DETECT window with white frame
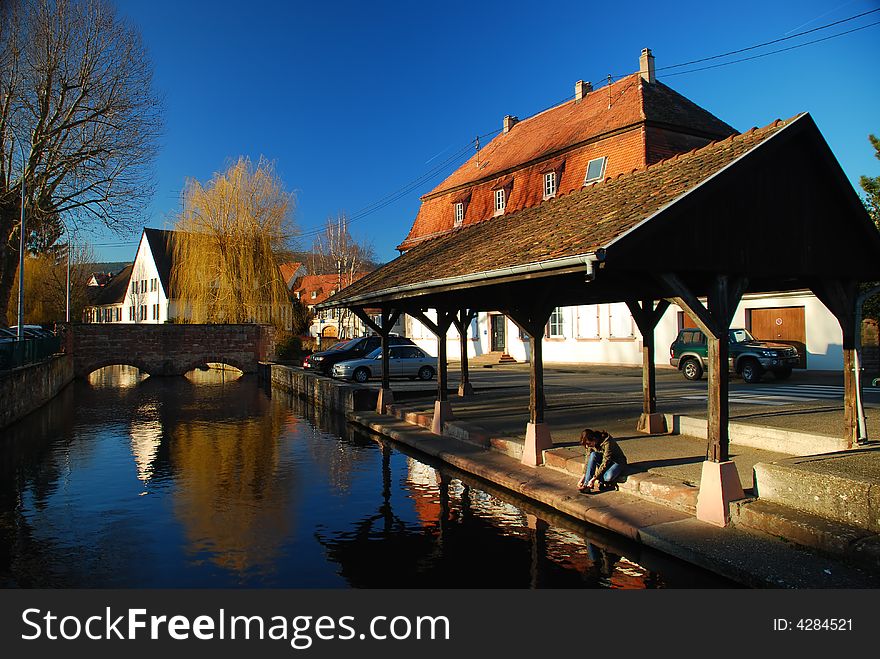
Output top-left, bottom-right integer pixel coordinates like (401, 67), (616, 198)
(584, 156), (607, 184)
(547, 307), (565, 337)
(454, 202), (464, 227)
(576, 305), (601, 338)
(543, 171), (557, 199)
(311, 291), (317, 299)
(608, 303), (635, 338)
(494, 189), (505, 215)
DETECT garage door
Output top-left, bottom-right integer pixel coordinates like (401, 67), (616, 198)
(747, 307), (807, 369)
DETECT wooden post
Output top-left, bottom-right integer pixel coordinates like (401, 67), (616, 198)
(437, 323), (448, 403)
(506, 304), (554, 466)
(811, 280), (859, 448)
(350, 306), (401, 414)
(530, 333), (544, 424)
(661, 273), (747, 527)
(626, 299), (670, 433)
(409, 309), (456, 434)
(451, 309), (476, 397)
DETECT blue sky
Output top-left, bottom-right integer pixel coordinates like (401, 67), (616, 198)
(93, 0), (880, 264)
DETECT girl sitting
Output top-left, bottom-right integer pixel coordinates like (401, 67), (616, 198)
(577, 428), (627, 494)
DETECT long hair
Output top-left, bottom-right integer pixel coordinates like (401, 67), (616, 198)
(579, 428), (611, 448)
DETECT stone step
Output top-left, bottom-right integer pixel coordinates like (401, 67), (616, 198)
(730, 498), (880, 572)
(543, 446), (699, 514)
(468, 351), (518, 366)
(753, 454), (880, 533)
(385, 402), (523, 458)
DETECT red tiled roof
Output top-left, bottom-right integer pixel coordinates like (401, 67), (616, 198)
(398, 75), (736, 251)
(292, 273), (370, 306)
(279, 262), (303, 287)
(323, 115), (798, 307)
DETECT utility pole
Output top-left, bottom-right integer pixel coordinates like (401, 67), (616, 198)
(16, 136), (29, 340)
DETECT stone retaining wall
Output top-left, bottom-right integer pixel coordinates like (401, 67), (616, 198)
(266, 363), (376, 414)
(0, 355), (74, 429)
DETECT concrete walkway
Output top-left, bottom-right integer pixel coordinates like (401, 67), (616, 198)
(338, 364), (880, 586)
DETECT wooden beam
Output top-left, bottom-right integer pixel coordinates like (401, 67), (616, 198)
(626, 299), (670, 418)
(409, 309), (455, 402)
(506, 304), (554, 425)
(661, 275), (747, 462)
(450, 309), (477, 396)
(659, 273), (718, 338)
(350, 307), (382, 335)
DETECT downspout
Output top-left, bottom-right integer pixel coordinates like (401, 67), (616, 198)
(854, 285), (880, 444)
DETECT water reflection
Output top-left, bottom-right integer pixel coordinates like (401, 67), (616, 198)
(0, 370), (735, 588)
(88, 364), (149, 388)
(184, 364), (243, 385)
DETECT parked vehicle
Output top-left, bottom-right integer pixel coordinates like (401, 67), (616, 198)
(332, 345), (436, 382)
(9, 325), (54, 338)
(669, 327), (799, 383)
(302, 334), (415, 375)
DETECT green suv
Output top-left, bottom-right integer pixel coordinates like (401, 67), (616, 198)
(669, 328), (799, 383)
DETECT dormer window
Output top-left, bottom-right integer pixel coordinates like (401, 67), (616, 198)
(454, 202), (464, 227)
(584, 156), (608, 184)
(311, 291), (317, 299)
(543, 171), (557, 199)
(494, 189), (506, 215)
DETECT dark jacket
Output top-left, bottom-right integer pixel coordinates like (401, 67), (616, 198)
(588, 437), (627, 480)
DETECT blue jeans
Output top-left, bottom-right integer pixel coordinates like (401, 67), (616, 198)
(585, 452), (623, 483)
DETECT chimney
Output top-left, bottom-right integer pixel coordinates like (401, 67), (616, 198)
(503, 115), (519, 134)
(574, 80), (593, 102)
(639, 48), (655, 83)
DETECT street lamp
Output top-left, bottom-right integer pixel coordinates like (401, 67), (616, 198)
(58, 218), (72, 324)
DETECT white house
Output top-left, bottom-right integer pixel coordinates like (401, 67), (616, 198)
(407, 291), (844, 372)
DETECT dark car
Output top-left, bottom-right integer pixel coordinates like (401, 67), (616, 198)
(302, 334), (416, 375)
(669, 327), (799, 383)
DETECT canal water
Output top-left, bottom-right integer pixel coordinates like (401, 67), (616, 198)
(0, 367), (734, 588)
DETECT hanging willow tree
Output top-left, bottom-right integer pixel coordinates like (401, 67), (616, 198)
(171, 157), (297, 327)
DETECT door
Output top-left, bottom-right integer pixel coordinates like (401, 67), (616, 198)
(490, 315), (506, 352)
(747, 306), (807, 368)
(678, 311), (698, 330)
(387, 346), (405, 378)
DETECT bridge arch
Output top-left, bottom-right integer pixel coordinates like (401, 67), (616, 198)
(70, 324), (276, 379)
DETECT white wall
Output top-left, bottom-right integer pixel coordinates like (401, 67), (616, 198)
(120, 233), (168, 324)
(402, 291), (844, 371)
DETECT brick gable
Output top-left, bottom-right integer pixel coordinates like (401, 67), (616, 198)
(398, 72), (736, 251)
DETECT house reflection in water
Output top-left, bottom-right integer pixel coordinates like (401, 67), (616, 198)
(316, 447), (661, 588)
(169, 391), (295, 577)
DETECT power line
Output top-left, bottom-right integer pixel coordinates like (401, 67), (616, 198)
(474, 7), (879, 137)
(656, 6), (880, 72)
(663, 19), (880, 78)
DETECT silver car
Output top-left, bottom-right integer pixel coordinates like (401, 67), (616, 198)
(332, 345), (436, 383)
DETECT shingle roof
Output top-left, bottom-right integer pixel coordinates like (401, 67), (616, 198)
(90, 264), (134, 306)
(323, 115), (798, 307)
(425, 75), (734, 199)
(144, 228), (175, 296)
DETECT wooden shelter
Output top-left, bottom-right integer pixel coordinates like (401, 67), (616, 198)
(318, 114), (880, 526)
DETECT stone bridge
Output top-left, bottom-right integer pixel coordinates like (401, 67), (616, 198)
(69, 324), (277, 378)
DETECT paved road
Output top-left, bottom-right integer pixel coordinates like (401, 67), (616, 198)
(344, 363), (880, 439)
